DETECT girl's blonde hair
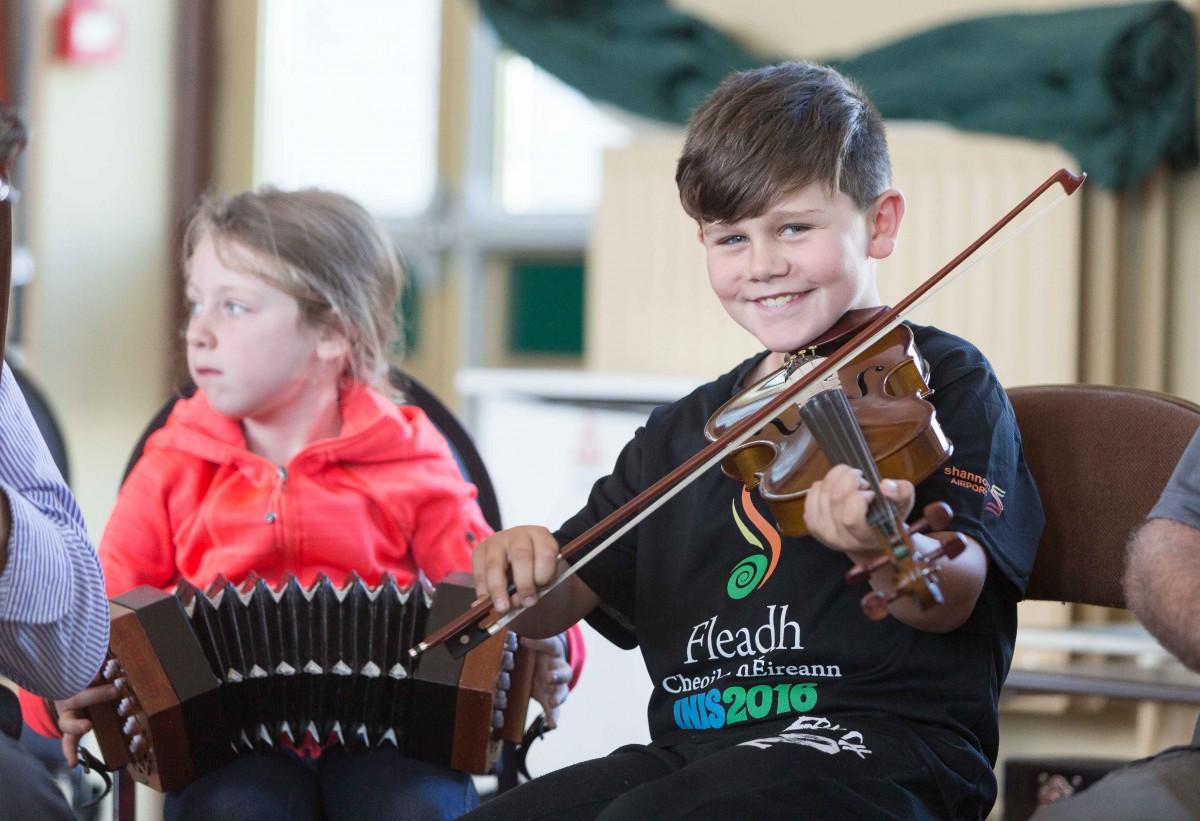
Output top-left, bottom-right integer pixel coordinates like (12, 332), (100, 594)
(183, 187), (403, 389)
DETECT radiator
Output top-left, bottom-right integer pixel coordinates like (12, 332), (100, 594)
(587, 123), (1081, 388)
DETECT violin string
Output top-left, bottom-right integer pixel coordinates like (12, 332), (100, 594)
(820, 189), (1075, 375)
(800, 389), (902, 540)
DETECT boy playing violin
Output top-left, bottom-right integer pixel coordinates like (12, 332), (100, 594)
(467, 61), (1043, 820)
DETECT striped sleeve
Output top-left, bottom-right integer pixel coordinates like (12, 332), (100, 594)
(0, 362), (109, 698)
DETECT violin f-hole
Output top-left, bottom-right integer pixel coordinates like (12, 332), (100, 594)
(765, 417), (802, 438)
(853, 365), (885, 397)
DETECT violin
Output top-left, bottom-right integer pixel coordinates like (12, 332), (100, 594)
(706, 319), (951, 537)
(413, 167), (1086, 658)
(706, 317), (968, 618)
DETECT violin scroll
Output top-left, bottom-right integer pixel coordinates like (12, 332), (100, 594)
(847, 500), (968, 621)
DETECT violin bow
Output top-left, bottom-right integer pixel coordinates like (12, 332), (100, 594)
(0, 104), (26, 374)
(414, 167), (1086, 660)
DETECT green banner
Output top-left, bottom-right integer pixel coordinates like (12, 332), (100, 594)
(477, 1), (1197, 190)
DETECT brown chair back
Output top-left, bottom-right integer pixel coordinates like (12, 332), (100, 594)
(1008, 384), (1200, 609)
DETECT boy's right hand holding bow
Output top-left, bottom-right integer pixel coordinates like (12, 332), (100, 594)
(471, 525), (599, 640)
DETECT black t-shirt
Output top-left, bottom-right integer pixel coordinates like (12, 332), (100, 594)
(557, 324), (1043, 794)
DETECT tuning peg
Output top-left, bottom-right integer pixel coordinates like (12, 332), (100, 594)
(860, 591), (890, 621)
(909, 501), (953, 534)
(845, 553), (891, 586)
(926, 532), (967, 561)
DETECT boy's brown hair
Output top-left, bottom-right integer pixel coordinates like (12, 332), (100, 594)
(676, 61), (891, 224)
(184, 187), (403, 389)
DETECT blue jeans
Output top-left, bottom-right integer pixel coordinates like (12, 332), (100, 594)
(164, 746), (480, 821)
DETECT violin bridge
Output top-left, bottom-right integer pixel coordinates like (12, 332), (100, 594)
(774, 355), (840, 409)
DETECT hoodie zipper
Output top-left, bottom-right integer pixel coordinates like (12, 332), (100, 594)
(266, 465), (290, 570)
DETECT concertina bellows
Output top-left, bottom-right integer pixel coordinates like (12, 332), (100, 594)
(85, 570), (534, 792)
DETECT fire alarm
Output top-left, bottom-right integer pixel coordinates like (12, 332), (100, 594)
(57, 0), (124, 64)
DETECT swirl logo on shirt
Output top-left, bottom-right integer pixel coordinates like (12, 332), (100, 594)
(727, 487), (782, 600)
(986, 485), (1006, 516)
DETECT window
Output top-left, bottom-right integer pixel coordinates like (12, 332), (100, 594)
(496, 54), (633, 215)
(259, 0), (441, 217)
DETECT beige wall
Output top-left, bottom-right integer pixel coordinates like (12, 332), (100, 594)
(1171, 172), (1200, 397)
(20, 0), (175, 542)
(212, 0), (260, 193)
(587, 127), (1083, 386)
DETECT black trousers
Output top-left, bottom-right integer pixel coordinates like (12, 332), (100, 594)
(0, 728), (77, 820)
(467, 716), (970, 821)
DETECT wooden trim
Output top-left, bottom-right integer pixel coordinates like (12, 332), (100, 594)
(171, 0), (218, 384)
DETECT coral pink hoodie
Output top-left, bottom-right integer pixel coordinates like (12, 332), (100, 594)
(23, 384), (583, 736)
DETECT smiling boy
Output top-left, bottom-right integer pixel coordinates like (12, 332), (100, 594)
(465, 62), (1043, 820)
